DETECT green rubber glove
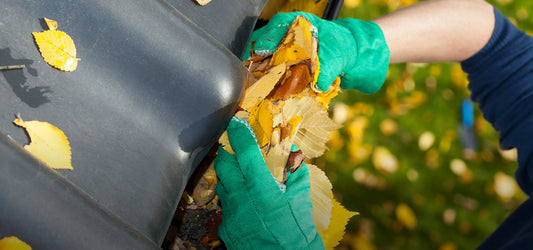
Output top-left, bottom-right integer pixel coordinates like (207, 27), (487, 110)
(214, 117), (324, 249)
(244, 12), (390, 94)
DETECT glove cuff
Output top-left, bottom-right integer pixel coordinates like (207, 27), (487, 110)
(333, 19), (390, 94)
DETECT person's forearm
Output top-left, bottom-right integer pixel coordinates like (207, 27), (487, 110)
(373, 0), (494, 63)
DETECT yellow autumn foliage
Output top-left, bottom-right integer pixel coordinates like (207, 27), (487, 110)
(0, 236), (31, 250)
(33, 30), (78, 72)
(218, 16), (356, 248)
(13, 115), (73, 170)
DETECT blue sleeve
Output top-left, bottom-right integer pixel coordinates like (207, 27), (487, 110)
(461, 7), (533, 195)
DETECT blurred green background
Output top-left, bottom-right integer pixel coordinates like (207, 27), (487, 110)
(310, 0), (532, 249)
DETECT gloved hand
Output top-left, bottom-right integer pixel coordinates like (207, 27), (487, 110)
(214, 117), (324, 249)
(244, 12), (390, 94)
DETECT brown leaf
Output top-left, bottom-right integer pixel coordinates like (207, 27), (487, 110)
(269, 63), (312, 100)
(282, 149), (305, 182)
(192, 165), (217, 207)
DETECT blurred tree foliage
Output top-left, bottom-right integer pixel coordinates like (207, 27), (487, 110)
(310, 0), (532, 249)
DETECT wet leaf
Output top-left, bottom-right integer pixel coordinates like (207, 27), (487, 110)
(33, 29), (78, 71)
(13, 115), (73, 170)
(269, 64), (312, 100)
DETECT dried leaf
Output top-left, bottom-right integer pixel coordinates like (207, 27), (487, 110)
(283, 97), (341, 158)
(44, 17), (58, 31)
(282, 149), (305, 182)
(0, 236), (31, 250)
(195, 0), (212, 6)
(33, 30), (78, 71)
(218, 130), (234, 154)
(192, 164), (218, 207)
(13, 115), (73, 170)
(264, 138), (292, 182)
(240, 63), (286, 111)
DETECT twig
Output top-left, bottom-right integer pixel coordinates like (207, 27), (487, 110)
(0, 64), (26, 70)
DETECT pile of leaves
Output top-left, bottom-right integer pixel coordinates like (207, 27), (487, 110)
(174, 16), (357, 249)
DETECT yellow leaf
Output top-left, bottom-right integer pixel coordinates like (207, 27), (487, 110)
(396, 203), (417, 230)
(33, 30), (78, 71)
(248, 100), (274, 147)
(314, 77), (341, 108)
(260, 0), (329, 20)
(287, 115), (303, 139)
(44, 17), (58, 31)
(195, 0), (212, 6)
(218, 111), (248, 155)
(272, 16), (316, 67)
(308, 164), (357, 249)
(308, 164), (333, 233)
(321, 199), (358, 249)
(240, 63), (286, 111)
(263, 138), (292, 183)
(284, 97), (341, 158)
(0, 236), (31, 250)
(218, 130), (234, 154)
(13, 115), (73, 170)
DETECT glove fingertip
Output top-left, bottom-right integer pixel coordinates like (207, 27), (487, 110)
(285, 161), (310, 186)
(226, 117), (259, 149)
